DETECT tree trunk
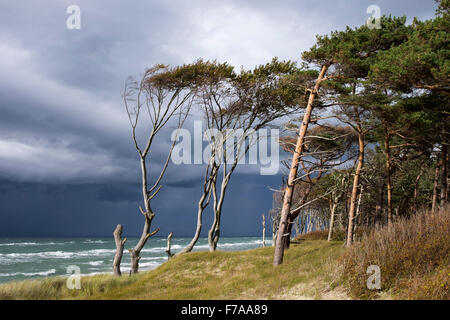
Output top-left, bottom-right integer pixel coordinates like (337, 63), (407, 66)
(208, 172), (230, 252)
(327, 201), (336, 242)
(262, 213), (266, 248)
(432, 160), (441, 212)
(440, 143), (448, 210)
(166, 232), (174, 259)
(375, 175), (385, 225)
(177, 165), (217, 255)
(129, 213), (157, 274)
(129, 157), (159, 274)
(384, 126), (393, 228)
(273, 64), (329, 266)
(113, 224), (126, 276)
(413, 165), (424, 213)
(284, 187), (311, 249)
(176, 193), (210, 255)
(346, 131), (364, 247)
(284, 219), (293, 249)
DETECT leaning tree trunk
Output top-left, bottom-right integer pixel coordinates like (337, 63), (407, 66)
(284, 187), (311, 249)
(129, 157), (159, 274)
(176, 192), (210, 255)
(346, 131), (364, 247)
(113, 224), (127, 276)
(208, 169), (232, 252)
(176, 164), (217, 256)
(273, 63), (329, 266)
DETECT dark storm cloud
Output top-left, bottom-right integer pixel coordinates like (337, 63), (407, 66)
(0, 0), (438, 236)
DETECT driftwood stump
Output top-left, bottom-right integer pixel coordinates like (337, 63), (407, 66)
(113, 224), (127, 276)
(166, 232), (174, 259)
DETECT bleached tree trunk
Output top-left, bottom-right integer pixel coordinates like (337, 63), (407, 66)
(123, 66), (193, 273)
(208, 172), (230, 251)
(208, 131), (247, 252)
(177, 164), (217, 255)
(346, 131), (364, 247)
(129, 156), (160, 274)
(328, 202), (337, 242)
(273, 63), (329, 266)
(262, 214), (266, 248)
(166, 232), (174, 259)
(113, 224), (127, 276)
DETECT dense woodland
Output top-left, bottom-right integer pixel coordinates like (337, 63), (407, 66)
(113, 1), (449, 273)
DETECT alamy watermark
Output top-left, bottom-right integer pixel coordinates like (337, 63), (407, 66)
(366, 265), (381, 290)
(66, 5), (81, 30)
(366, 5), (381, 30)
(66, 265), (81, 290)
(171, 121), (280, 175)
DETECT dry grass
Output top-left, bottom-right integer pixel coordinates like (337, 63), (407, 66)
(0, 240), (344, 300)
(341, 207), (450, 300)
(293, 228), (349, 241)
(2, 208), (447, 300)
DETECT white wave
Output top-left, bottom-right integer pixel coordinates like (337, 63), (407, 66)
(0, 249), (116, 264)
(0, 241), (74, 247)
(0, 269), (56, 277)
(141, 244), (183, 253)
(83, 240), (107, 244)
(139, 257), (166, 261)
(87, 260), (103, 266)
(138, 261), (160, 269)
(0, 242), (39, 246)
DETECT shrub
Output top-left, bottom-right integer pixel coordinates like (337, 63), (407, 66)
(341, 207), (450, 299)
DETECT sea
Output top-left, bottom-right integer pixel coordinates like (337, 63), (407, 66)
(0, 237), (271, 284)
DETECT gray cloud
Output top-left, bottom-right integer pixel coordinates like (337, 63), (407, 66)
(0, 0), (437, 236)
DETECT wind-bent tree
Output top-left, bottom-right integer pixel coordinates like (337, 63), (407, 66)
(370, 2), (449, 211)
(273, 16), (412, 264)
(273, 64), (329, 265)
(277, 124), (358, 248)
(178, 59), (305, 253)
(122, 64), (196, 273)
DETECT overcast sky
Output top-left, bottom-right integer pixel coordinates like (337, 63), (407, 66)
(0, 0), (437, 237)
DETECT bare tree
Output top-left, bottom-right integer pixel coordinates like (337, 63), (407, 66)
(179, 59), (303, 253)
(112, 224), (127, 276)
(122, 65), (195, 273)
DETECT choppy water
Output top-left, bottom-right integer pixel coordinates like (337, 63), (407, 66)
(0, 237), (270, 284)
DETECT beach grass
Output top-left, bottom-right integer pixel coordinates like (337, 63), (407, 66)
(0, 240), (347, 300)
(2, 207), (447, 301)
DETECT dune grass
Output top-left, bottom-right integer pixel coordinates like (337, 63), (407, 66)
(2, 207), (447, 300)
(341, 207), (450, 300)
(0, 240), (345, 300)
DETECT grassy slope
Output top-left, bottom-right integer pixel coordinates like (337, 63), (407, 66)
(0, 240), (347, 300)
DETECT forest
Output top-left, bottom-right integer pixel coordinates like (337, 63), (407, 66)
(111, 0), (449, 280)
